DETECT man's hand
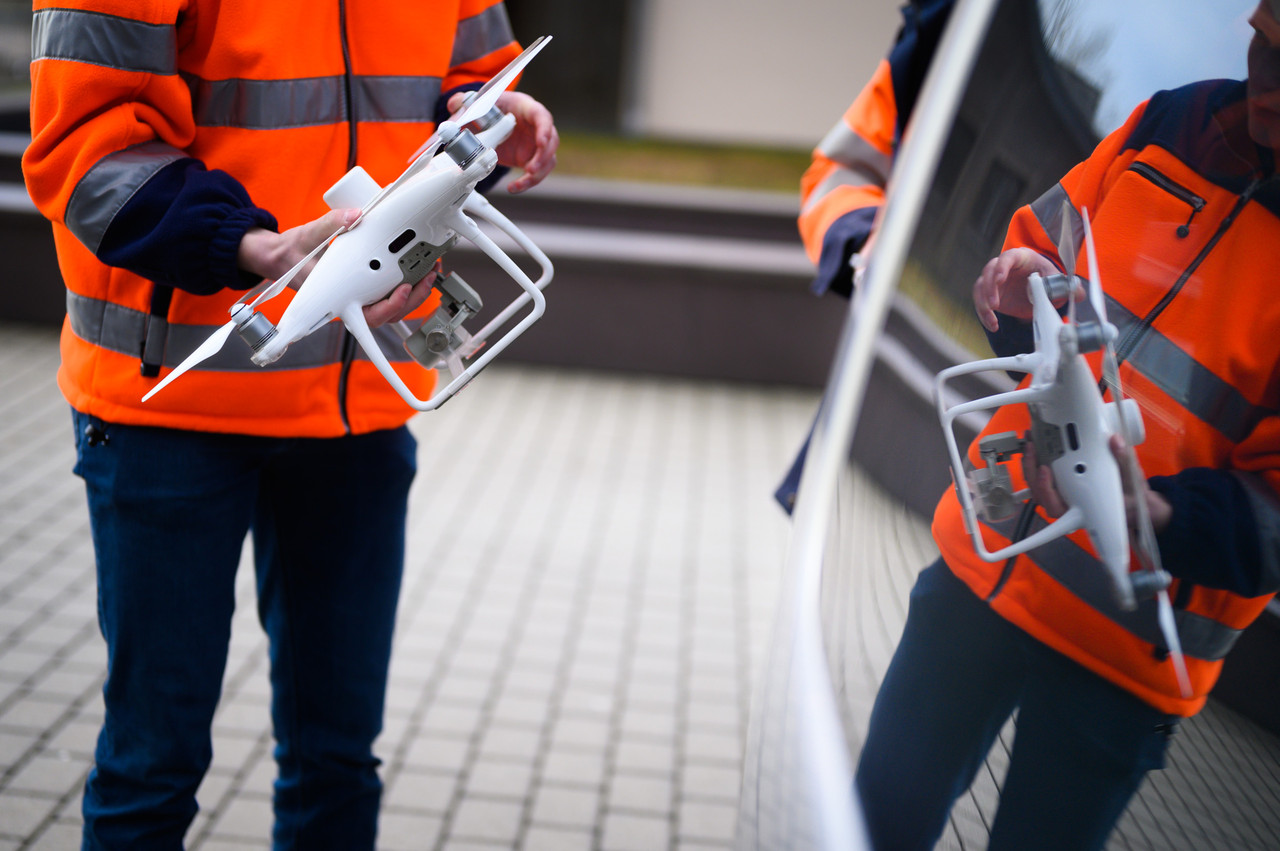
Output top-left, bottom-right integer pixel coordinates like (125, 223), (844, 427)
(1021, 433), (1173, 534)
(238, 207), (359, 284)
(1022, 436), (1068, 517)
(1111, 435), (1173, 534)
(448, 90), (559, 193)
(973, 248), (1059, 332)
(237, 206), (439, 329)
(362, 264), (440, 328)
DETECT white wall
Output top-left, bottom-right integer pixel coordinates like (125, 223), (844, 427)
(625, 0), (902, 150)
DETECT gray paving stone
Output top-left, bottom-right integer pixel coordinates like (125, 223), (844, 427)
(447, 796), (524, 844)
(678, 799), (738, 844)
(376, 810), (444, 851)
(6, 751), (90, 797)
(523, 824), (595, 851)
(600, 811), (671, 851)
(608, 772), (673, 815)
(384, 766), (456, 815)
(540, 748), (607, 788)
(463, 757), (534, 800)
(614, 739), (675, 774)
(402, 732), (471, 775)
(530, 783), (600, 829)
(0, 792), (59, 840)
(475, 723), (541, 762)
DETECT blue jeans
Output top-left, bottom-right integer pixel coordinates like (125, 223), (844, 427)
(855, 560), (1179, 851)
(72, 411), (416, 850)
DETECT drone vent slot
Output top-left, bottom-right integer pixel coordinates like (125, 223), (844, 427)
(389, 229), (417, 254)
(1066, 422), (1080, 451)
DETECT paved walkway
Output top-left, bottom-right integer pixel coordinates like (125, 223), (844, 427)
(0, 322), (818, 850)
(5, 320), (1279, 851)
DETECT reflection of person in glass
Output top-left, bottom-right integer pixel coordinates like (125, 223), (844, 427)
(776, 0), (954, 512)
(856, 2), (1280, 848)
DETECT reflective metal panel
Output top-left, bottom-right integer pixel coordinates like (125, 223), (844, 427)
(740, 0), (1280, 848)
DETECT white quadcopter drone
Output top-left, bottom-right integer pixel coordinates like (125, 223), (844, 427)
(143, 36), (555, 411)
(934, 204), (1190, 696)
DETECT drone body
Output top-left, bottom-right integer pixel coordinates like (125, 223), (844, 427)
(936, 271), (1137, 606)
(142, 37), (554, 411)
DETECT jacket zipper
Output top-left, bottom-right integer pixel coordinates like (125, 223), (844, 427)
(338, 0), (357, 171)
(1114, 175), (1260, 366)
(336, 0), (356, 433)
(1128, 162), (1206, 238)
(1110, 175), (1262, 619)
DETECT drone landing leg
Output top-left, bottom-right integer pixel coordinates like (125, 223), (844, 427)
(341, 305), (442, 412)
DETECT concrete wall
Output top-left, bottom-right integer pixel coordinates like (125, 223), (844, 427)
(624, 0), (902, 148)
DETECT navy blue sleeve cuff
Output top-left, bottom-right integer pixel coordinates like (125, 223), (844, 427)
(811, 207), (877, 298)
(97, 158), (278, 295)
(985, 315), (1035, 358)
(1149, 468), (1264, 595)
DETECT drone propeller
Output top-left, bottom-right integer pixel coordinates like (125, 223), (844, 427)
(406, 34), (553, 164)
(1057, 199), (1079, 329)
(357, 33), (555, 227)
(1081, 208), (1192, 697)
(141, 315), (238, 402)
(142, 226), (344, 403)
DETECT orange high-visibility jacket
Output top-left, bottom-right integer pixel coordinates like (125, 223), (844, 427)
(24, 0), (521, 437)
(933, 80), (1280, 716)
(798, 0), (952, 298)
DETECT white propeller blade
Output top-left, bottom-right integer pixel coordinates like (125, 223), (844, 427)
(1058, 199), (1077, 278)
(456, 35), (552, 126)
(1059, 200), (1078, 328)
(141, 319), (236, 402)
(404, 34), (553, 164)
(1157, 590), (1194, 697)
(1082, 208), (1191, 697)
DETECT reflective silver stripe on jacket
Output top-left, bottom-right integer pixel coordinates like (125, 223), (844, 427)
(66, 291), (416, 371)
(1104, 298), (1272, 444)
(451, 3), (515, 66)
(801, 119), (893, 215)
(32, 8), (177, 75)
(1232, 471), (1280, 595)
(986, 514), (1242, 661)
(31, 5), (503, 130)
(66, 141), (186, 255)
(185, 75), (443, 128)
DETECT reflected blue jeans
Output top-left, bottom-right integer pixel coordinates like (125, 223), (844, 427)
(72, 411), (416, 850)
(855, 560), (1179, 851)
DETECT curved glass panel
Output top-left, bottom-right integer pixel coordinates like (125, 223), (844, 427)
(742, 1), (1280, 849)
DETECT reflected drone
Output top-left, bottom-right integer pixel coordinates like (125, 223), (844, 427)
(934, 204), (1191, 697)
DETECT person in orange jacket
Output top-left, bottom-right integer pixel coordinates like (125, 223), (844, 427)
(23, 2), (557, 847)
(855, 3), (1280, 848)
(777, 0), (954, 512)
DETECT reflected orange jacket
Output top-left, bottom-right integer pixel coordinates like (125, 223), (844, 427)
(933, 81), (1280, 716)
(798, 0), (953, 298)
(24, 0), (520, 437)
